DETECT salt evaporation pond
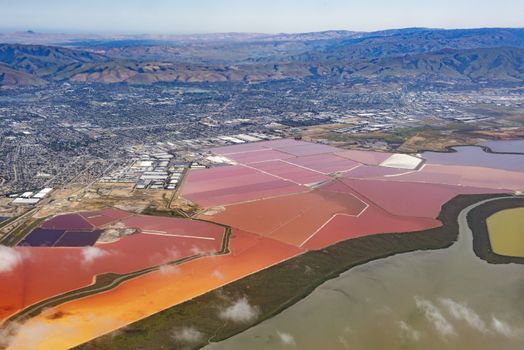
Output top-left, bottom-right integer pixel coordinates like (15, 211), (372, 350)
(206, 199), (524, 350)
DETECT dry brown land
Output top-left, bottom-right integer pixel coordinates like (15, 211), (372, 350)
(303, 121), (524, 153)
(0, 181), (192, 245)
(34, 183), (169, 219)
(0, 198), (26, 218)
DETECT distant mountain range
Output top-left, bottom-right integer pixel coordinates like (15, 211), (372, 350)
(1, 28), (524, 86)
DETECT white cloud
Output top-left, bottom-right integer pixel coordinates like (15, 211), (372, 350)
(1, 321), (59, 349)
(190, 246), (211, 256)
(439, 298), (488, 332)
(211, 270), (224, 280)
(376, 305), (392, 314)
(159, 264), (180, 275)
(0, 245), (24, 273)
(0, 321), (21, 348)
(415, 297), (456, 338)
(172, 326), (204, 344)
(399, 321), (422, 341)
(4, 312), (123, 349)
(164, 247), (180, 260)
(218, 296), (260, 323)
(338, 335), (350, 349)
(276, 331), (296, 346)
(149, 247), (179, 264)
(491, 316), (520, 338)
(81, 246), (109, 265)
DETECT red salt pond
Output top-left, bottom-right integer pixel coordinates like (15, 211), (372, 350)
(383, 164), (524, 191)
(343, 164), (414, 178)
(8, 139), (524, 349)
(249, 160), (330, 185)
(202, 190), (367, 247)
(6, 230), (304, 350)
(0, 212), (226, 323)
(339, 178), (504, 218)
(211, 142), (272, 155)
(285, 154), (359, 174)
(121, 215), (225, 239)
(292, 179), (471, 249)
(270, 142), (339, 157)
(301, 203), (441, 250)
(182, 165), (306, 207)
(223, 149), (295, 164)
(211, 139), (339, 157)
(335, 149), (392, 165)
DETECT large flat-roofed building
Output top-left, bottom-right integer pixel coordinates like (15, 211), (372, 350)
(12, 198), (40, 205)
(33, 188), (53, 199)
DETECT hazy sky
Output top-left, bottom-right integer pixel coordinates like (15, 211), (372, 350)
(1, 0), (523, 34)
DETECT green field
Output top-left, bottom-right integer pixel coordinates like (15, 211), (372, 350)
(487, 208), (524, 258)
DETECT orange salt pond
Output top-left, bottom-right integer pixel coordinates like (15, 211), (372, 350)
(6, 230), (302, 350)
(0, 212), (226, 323)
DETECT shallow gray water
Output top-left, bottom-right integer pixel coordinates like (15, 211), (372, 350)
(422, 146), (524, 172)
(206, 198), (524, 350)
(482, 140), (524, 153)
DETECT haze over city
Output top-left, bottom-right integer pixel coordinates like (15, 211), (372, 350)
(1, 0), (524, 34)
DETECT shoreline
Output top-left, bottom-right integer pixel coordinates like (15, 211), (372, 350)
(414, 141), (524, 156)
(75, 193), (506, 350)
(467, 196), (524, 264)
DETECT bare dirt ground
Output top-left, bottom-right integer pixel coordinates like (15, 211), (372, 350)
(34, 183), (173, 219)
(303, 120), (524, 153)
(399, 127), (524, 153)
(0, 198), (26, 218)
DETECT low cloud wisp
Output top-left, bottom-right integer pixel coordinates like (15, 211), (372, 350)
(218, 296), (260, 323)
(172, 326), (204, 345)
(415, 297), (456, 338)
(0, 245), (24, 273)
(80, 246), (109, 265)
(276, 330), (296, 346)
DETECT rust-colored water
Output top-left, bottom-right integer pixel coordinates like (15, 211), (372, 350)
(1, 213), (225, 322)
(6, 230), (302, 350)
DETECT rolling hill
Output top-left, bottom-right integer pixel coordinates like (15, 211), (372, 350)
(329, 28), (524, 59)
(0, 28), (523, 86)
(0, 63), (46, 86)
(326, 47), (524, 83)
(0, 44), (106, 77)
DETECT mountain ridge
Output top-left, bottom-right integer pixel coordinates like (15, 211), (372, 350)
(1, 27), (524, 86)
